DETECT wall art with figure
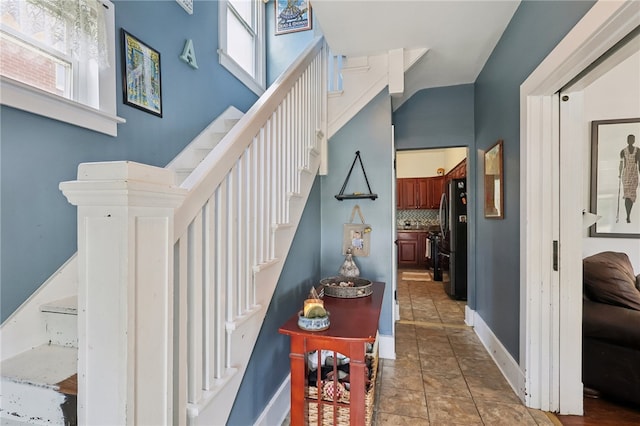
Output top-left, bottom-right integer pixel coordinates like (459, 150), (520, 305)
(590, 118), (640, 238)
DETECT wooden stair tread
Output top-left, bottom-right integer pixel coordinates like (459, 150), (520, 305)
(57, 373), (78, 396)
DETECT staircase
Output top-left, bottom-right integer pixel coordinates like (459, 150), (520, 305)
(1, 35), (422, 425)
(167, 106), (245, 185)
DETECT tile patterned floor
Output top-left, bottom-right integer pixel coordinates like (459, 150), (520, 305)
(371, 269), (557, 425)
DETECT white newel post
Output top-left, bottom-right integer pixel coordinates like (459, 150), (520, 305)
(60, 161), (186, 425)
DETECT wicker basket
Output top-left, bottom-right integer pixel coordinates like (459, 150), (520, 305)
(306, 341), (378, 426)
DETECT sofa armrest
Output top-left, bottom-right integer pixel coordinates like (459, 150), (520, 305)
(583, 299), (640, 350)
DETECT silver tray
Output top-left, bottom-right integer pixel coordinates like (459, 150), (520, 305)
(320, 276), (373, 298)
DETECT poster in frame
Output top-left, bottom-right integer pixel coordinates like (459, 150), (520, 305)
(121, 29), (163, 117)
(589, 118), (640, 238)
(275, 0), (312, 35)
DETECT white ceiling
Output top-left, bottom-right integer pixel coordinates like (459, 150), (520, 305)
(311, 0), (521, 107)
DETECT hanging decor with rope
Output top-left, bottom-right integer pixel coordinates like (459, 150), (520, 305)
(334, 151), (378, 201)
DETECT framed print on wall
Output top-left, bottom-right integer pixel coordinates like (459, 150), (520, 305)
(121, 29), (162, 117)
(589, 118), (640, 238)
(275, 0), (312, 35)
(484, 140), (504, 219)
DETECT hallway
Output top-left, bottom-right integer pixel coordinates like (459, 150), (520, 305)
(372, 269), (555, 425)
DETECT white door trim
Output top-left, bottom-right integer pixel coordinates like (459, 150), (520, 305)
(520, 0), (640, 414)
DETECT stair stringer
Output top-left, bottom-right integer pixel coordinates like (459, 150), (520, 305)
(0, 254), (78, 362)
(189, 153), (320, 425)
(327, 47), (428, 138)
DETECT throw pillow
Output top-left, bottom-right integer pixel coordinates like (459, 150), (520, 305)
(583, 251), (640, 311)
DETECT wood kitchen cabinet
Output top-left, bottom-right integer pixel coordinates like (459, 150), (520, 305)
(397, 231), (428, 266)
(446, 158), (467, 180)
(397, 177), (443, 209)
(426, 176), (444, 209)
(401, 179), (419, 209)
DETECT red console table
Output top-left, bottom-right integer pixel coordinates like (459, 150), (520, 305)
(279, 282), (384, 425)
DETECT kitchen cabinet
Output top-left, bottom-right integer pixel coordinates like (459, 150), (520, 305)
(397, 177), (444, 209)
(426, 176), (444, 209)
(446, 158), (467, 180)
(397, 231), (428, 266)
(400, 179), (419, 209)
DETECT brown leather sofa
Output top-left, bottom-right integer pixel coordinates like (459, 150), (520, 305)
(582, 251), (640, 406)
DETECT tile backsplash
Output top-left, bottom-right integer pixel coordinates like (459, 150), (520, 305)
(397, 209), (440, 227)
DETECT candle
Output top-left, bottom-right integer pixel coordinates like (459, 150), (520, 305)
(304, 298), (324, 317)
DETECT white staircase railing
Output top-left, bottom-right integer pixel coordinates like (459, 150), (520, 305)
(60, 36), (327, 425)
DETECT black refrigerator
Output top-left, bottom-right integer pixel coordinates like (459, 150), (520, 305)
(438, 178), (467, 300)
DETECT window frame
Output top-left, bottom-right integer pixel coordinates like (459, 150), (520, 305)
(0, 0), (125, 136)
(218, 0), (265, 96)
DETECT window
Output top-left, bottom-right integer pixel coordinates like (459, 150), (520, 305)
(218, 0), (265, 96)
(0, 0), (124, 136)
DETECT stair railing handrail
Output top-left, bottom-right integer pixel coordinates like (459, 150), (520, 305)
(60, 35), (327, 425)
(175, 36), (326, 237)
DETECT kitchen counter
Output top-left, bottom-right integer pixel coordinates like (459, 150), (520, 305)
(397, 225), (440, 233)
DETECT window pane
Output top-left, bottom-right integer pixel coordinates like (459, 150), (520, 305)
(0, 31), (71, 98)
(229, 0), (252, 28)
(1, 0), (69, 55)
(227, 11), (254, 76)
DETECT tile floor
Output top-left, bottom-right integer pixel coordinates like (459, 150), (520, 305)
(371, 269), (557, 425)
(282, 269), (560, 425)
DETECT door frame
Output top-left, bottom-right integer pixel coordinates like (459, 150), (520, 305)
(520, 0), (639, 414)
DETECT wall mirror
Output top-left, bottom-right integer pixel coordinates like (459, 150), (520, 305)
(484, 139), (504, 219)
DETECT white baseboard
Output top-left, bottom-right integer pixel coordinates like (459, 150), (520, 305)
(465, 305), (474, 326)
(254, 374), (290, 426)
(378, 333), (395, 360)
(468, 307), (526, 402)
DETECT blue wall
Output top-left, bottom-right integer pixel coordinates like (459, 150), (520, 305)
(228, 178), (321, 425)
(394, 84), (475, 151)
(0, 0), (259, 321)
(473, 0), (595, 358)
(265, 0), (316, 85)
(320, 90), (395, 335)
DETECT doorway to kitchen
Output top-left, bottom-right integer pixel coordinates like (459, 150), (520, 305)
(395, 147), (469, 314)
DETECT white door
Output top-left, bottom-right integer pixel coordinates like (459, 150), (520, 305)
(520, 0), (639, 415)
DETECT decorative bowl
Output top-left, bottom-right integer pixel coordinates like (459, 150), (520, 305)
(320, 276), (373, 298)
(298, 310), (330, 331)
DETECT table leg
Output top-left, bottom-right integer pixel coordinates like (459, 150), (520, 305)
(348, 342), (366, 426)
(289, 337), (306, 425)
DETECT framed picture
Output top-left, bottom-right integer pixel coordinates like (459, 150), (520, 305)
(484, 140), (504, 219)
(342, 223), (371, 257)
(275, 0), (312, 35)
(589, 118), (640, 238)
(121, 30), (162, 117)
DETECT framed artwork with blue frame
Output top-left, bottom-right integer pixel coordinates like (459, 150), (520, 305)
(121, 29), (162, 117)
(275, 0), (312, 35)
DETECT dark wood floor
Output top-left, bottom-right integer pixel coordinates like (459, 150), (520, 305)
(556, 396), (640, 425)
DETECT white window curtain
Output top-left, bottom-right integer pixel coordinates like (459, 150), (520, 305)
(25, 0), (109, 68)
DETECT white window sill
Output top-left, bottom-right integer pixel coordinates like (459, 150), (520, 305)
(0, 76), (125, 137)
(218, 50), (265, 97)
